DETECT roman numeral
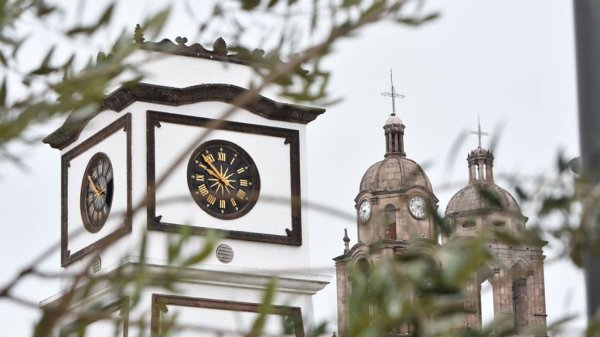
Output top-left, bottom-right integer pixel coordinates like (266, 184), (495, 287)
(230, 198), (237, 207)
(219, 199), (226, 209)
(203, 153), (215, 163)
(236, 189), (246, 199)
(198, 184), (209, 196)
(218, 151), (226, 161)
(239, 179), (248, 187)
(236, 167), (246, 174)
(207, 194), (217, 205)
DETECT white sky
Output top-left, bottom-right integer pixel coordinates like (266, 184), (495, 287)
(0, 1), (585, 336)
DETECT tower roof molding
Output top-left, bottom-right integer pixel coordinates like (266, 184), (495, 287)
(43, 83), (325, 149)
(138, 36), (300, 71)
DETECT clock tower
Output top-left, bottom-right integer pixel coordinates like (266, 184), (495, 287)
(334, 105), (439, 336)
(42, 35), (329, 337)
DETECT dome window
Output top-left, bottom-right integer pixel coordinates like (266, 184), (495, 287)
(462, 221), (476, 229)
(493, 221), (506, 227)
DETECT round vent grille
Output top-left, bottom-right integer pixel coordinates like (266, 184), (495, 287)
(216, 244), (234, 264)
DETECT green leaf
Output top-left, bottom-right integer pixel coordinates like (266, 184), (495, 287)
(0, 77), (6, 107)
(142, 7), (171, 40)
(539, 196), (571, 215)
(241, 0), (261, 10)
(66, 25), (96, 36)
(97, 3), (115, 28)
(180, 230), (218, 267)
(167, 225), (192, 263)
(248, 279), (277, 337)
(515, 185), (528, 201)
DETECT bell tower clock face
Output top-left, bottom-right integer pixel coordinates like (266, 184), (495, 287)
(187, 140), (261, 219)
(408, 195), (426, 219)
(358, 200), (371, 224)
(80, 152), (114, 233)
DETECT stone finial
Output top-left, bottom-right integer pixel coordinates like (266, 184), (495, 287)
(332, 332), (337, 337)
(343, 229), (350, 253)
(175, 36), (188, 46)
(213, 37), (228, 56)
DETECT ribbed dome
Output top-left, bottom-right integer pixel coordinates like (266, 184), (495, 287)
(359, 156), (433, 193)
(385, 114), (404, 126)
(445, 183), (522, 216)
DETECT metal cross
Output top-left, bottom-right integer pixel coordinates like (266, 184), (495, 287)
(381, 69), (405, 116)
(468, 114), (488, 148)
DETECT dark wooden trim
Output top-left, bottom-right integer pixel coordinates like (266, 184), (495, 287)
(151, 294), (304, 337)
(61, 114), (133, 267)
(44, 83), (325, 149)
(60, 297), (129, 337)
(147, 110), (302, 246)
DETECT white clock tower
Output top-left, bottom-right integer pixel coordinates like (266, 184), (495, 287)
(42, 34), (329, 336)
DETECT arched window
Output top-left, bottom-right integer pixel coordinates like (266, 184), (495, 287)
(356, 257), (370, 277)
(384, 204), (396, 240)
(481, 279), (494, 327)
(512, 263), (528, 330)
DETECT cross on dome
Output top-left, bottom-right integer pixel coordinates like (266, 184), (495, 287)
(381, 69), (405, 116)
(468, 114), (488, 148)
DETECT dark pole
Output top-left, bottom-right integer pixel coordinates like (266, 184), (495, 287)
(573, 0), (600, 320)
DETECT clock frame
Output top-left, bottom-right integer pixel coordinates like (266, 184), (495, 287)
(147, 110), (303, 246)
(61, 114), (132, 267)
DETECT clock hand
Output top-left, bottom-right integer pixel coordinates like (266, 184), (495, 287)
(199, 163), (222, 181)
(220, 166), (236, 188)
(87, 175), (101, 197)
(203, 155), (227, 183)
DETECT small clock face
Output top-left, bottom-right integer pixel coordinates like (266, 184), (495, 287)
(358, 200), (371, 223)
(408, 195), (427, 219)
(187, 140), (260, 220)
(80, 153), (114, 233)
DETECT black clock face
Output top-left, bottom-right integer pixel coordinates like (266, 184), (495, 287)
(187, 140), (261, 219)
(80, 153), (114, 233)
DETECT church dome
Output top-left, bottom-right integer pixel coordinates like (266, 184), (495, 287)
(359, 156), (433, 193)
(445, 130), (523, 217)
(445, 182), (522, 216)
(385, 114), (403, 126)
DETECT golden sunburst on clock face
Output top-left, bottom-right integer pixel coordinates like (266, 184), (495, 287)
(187, 140), (261, 219)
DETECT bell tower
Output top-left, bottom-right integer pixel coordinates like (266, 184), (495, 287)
(443, 120), (548, 336)
(334, 74), (439, 337)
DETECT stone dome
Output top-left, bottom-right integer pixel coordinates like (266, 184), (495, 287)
(385, 114), (404, 126)
(445, 182), (522, 216)
(359, 156), (433, 193)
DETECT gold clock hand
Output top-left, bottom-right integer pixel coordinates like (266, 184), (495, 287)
(199, 163), (222, 181)
(87, 175), (101, 197)
(221, 167), (236, 188)
(203, 155), (227, 183)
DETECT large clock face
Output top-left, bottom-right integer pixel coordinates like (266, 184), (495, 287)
(408, 195), (427, 219)
(358, 200), (371, 224)
(80, 153), (114, 233)
(187, 140), (261, 220)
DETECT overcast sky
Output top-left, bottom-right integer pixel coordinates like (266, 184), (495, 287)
(0, 1), (585, 336)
